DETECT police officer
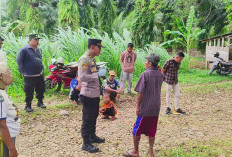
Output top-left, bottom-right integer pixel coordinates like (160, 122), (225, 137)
(78, 39), (105, 153)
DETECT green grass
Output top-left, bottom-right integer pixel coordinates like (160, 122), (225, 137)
(8, 68), (232, 104)
(159, 138), (232, 157)
(179, 69), (232, 85)
(19, 102), (78, 124)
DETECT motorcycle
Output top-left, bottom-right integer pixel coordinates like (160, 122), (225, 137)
(45, 61), (78, 92)
(45, 59), (108, 92)
(209, 52), (232, 75)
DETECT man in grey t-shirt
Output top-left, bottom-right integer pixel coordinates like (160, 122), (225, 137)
(123, 53), (165, 157)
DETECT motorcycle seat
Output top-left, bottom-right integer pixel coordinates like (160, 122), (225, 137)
(223, 62), (232, 67)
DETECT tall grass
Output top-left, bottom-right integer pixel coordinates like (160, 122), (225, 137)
(2, 27), (189, 99)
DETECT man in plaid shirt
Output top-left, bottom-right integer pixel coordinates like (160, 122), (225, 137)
(162, 52), (185, 115)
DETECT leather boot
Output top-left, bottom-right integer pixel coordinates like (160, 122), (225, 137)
(37, 100), (46, 108)
(82, 138), (99, 153)
(89, 134), (105, 143)
(25, 102), (33, 112)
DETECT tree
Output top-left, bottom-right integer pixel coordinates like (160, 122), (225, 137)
(25, 3), (44, 33)
(114, 0), (135, 16)
(160, 6), (205, 56)
(225, 0), (232, 29)
(6, 0), (56, 35)
(132, 0), (163, 47)
(79, 0), (95, 29)
(57, 0), (80, 31)
(98, 0), (117, 36)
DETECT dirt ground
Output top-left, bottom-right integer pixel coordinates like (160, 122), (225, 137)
(15, 83), (232, 157)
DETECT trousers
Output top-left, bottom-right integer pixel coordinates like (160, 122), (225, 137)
(24, 75), (45, 104)
(80, 95), (100, 141)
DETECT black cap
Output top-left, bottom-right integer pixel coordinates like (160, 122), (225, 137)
(29, 34), (41, 40)
(145, 53), (160, 65)
(88, 38), (104, 48)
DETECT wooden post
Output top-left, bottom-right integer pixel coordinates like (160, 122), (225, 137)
(222, 37), (224, 48)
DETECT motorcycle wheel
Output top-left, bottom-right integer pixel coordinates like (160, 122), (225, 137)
(45, 78), (62, 92)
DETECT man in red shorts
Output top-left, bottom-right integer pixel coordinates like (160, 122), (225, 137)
(123, 53), (165, 157)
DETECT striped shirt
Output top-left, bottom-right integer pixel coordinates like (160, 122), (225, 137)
(134, 67), (165, 116)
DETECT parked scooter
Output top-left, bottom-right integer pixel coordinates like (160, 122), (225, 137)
(209, 52), (232, 75)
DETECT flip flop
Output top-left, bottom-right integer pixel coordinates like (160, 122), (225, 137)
(123, 151), (139, 157)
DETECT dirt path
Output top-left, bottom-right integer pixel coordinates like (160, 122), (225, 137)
(15, 84), (232, 157)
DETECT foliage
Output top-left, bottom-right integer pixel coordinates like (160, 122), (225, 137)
(114, 0), (135, 16)
(197, 0), (228, 36)
(225, 0), (232, 29)
(131, 0), (163, 47)
(2, 28), (176, 95)
(132, 0), (154, 47)
(98, 0), (117, 36)
(79, 4), (95, 29)
(5, 0), (57, 35)
(25, 6), (44, 33)
(57, 0), (80, 31)
(161, 6), (205, 56)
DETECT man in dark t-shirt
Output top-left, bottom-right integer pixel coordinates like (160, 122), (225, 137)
(123, 53), (165, 157)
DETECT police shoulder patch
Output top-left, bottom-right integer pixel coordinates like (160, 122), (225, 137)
(82, 63), (88, 70)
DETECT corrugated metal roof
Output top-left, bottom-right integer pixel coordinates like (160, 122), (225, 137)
(201, 32), (232, 42)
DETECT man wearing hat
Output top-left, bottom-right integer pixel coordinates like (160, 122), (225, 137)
(16, 34), (46, 112)
(124, 53), (165, 157)
(77, 38), (105, 153)
(103, 70), (121, 105)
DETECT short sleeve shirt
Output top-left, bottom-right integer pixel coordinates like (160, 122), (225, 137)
(163, 59), (180, 85)
(0, 90), (20, 138)
(70, 78), (78, 90)
(104, 78), (120, 90)
(134, 67), (165, 117)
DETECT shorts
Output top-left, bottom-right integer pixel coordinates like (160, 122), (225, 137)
(103, 107), (115, 116)
(132, 116), (158, 137)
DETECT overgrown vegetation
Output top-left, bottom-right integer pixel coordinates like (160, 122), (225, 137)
(2, 0), (231, 51)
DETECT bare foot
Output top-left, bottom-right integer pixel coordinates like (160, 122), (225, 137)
(101, 115), (109, 119)
(123, 150), (139, 157)
(110, 116), (116, 121)
(148, 151), (154, 157)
